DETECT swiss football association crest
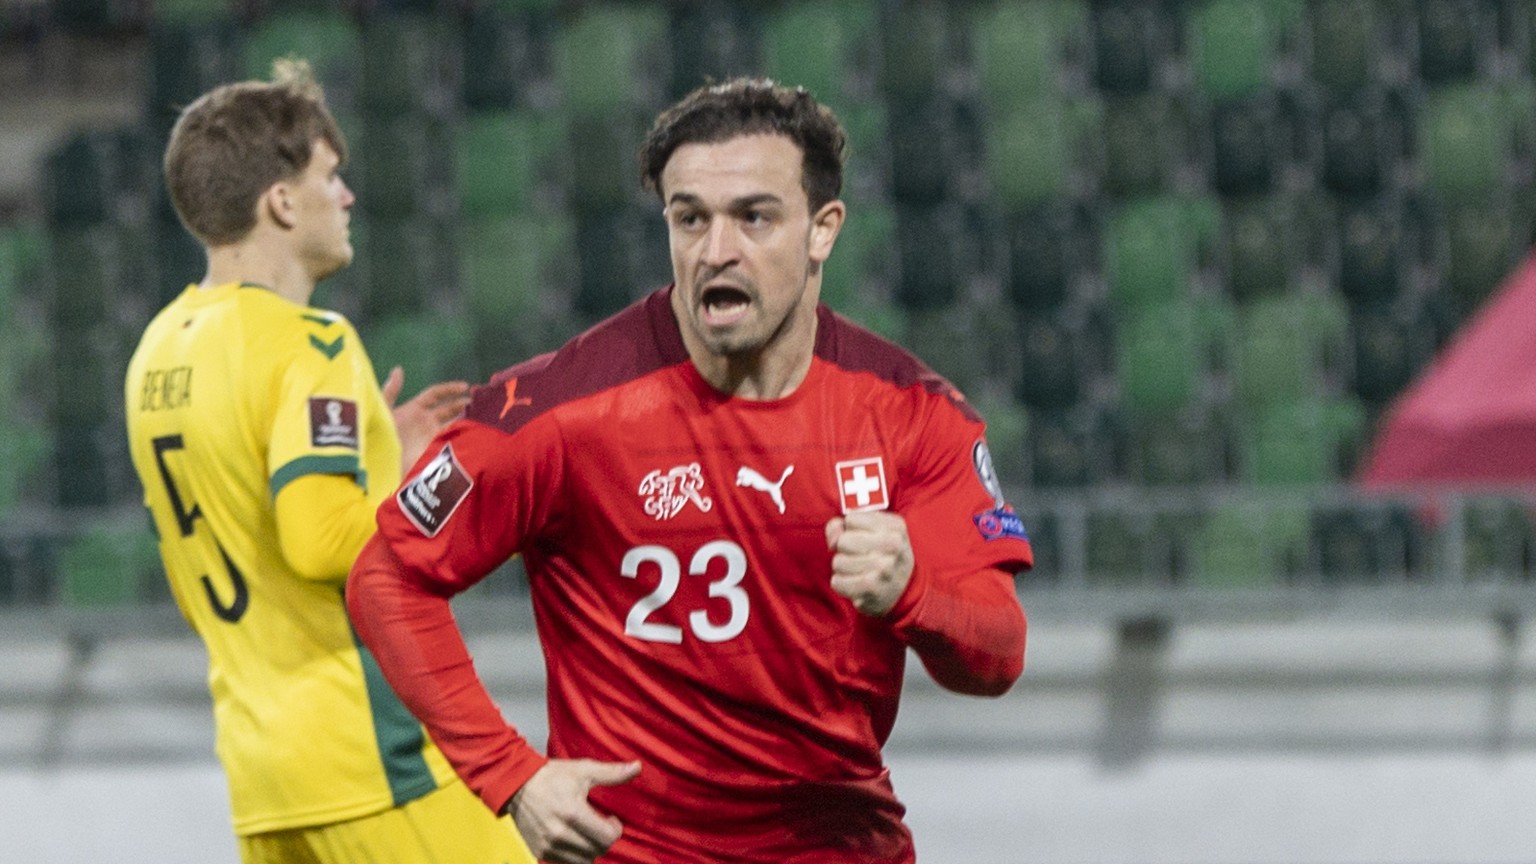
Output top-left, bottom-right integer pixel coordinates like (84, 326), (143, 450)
(835, 457), (888, 513)
(639, 463), (714, 520)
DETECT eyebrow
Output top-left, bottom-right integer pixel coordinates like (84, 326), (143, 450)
(667, 192), (783, 211)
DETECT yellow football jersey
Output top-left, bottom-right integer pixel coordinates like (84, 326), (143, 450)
(124, 283), (458, 836)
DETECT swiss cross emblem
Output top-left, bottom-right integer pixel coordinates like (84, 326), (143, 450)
(835, 457), (888, 513)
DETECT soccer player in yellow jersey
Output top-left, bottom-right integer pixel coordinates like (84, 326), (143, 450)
(123, 59), (533, 864)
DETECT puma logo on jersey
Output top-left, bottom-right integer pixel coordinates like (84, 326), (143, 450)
(736, 465), (793, 514)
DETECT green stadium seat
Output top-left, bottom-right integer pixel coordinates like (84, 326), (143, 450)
(1348, 299), (1440, 408)
(456, 109), (550, 219)
(359, 312), (474, 392)
(1115, 299), (1233, 417)
(566, 110), (646, 215)
(1091, 0), (1170, 94)
(1223, 195), (1313, 302)
(461, 213), (563, 323)
(1026, 403), (1121, 487)
(1085, 507), (1188, 586)
(1420, 84), (1509, 206)
(1101, 92), (1188, 198)
(1189, 0), (1278, 101)
(1232, 292), (1348, 413)
(1016, 308), (1088, 410)
(142, 21), (240, 140)
(52, 421), (134, 509)
(461, 5), (550, 111)
(1241, 396), (1366, 486)
(1006, 201), (1094, 311)
(1125, 404), (1235, 486)
(154, 220), (207, 304)
(970, 394), (1029, 484)
(49, 225), (123, 327)
(1416, 0), (1490, 85)
(1309, 502), (1426, 583)
(51, 0), (146, 33)
(358, 13), (460, 117)
(574, 208), (647, 322)
(244, 7), (360, 96)
(1335, 197), (1408, 305)
(1210, 95), (1282, 197)
(479, 0), (559, 11)
(833, 294), (905, 344)
(352, 116), (454, 220)
(1320, 90), (1411, 200)
(556, 3), (666, 118)
(893, 202), (963, 310)
(1442, 199), (1529, 319)
(762, 0), (850, 101)
(973, 0), (1090, 105)
(1309, 0), (1379, 93)
(461, 213), (577, 375)
(878, 0), (949, 100)
(886, 95), (968, 206)
(1104, 195), (1219, 312)
(0, 530), (55, 605)
(351, 216), (456, 321)
(42, 127), (149, 230)
(57, 525), (161, 607)
(1460, 498), (1536, 582)
(988, 96), (1101, 211)
(151, 0), (230, 25)
(0, 416), (46, 521)
(667, 1), (762, 99)
(820, 199), (894, 311)
(901, 306), (996, 396)
(1189, 501), (1308, 587)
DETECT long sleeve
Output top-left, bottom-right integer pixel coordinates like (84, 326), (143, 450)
(887, 560), (1027, 697)
(273, 473), (377, 583)
(346, 534), (548, 812)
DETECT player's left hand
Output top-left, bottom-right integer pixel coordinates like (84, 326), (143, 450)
(825, 511), (914, 617)
(382, 366), (471, 471)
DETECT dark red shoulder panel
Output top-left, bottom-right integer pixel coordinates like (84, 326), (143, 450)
(465, 288), (690, 433)
(813, 305), (982, 423)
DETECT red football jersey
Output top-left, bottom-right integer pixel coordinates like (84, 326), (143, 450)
(360, 288), (1030, 862)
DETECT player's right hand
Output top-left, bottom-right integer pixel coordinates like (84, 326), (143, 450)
(506, 758), (642, 864)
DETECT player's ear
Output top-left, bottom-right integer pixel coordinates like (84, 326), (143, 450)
(260, 181), (297, 230)
(808, 199), (845, 265)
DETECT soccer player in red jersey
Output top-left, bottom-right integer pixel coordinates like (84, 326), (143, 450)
(347, 78), (1031, 864)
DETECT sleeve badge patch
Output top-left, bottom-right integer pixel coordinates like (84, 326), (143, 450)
(974, 506), (1029, 542)
(972, 439), (1005, 508)
(308, 397), (359, 449)
(399, 444), (473, 538)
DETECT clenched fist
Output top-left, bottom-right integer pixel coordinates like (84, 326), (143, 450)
(825, 510), (914, 616)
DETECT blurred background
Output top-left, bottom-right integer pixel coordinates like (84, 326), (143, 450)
(5, 0), (1536, 861)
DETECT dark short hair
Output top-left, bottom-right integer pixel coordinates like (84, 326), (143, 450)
(639, 77), (847, 211)
(163, 58), (346, 247)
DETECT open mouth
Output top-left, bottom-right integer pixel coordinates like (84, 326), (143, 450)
(701, 284), (751, 326)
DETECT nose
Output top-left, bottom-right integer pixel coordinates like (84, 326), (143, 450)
(338, 179), (356, 210)
(702, 219), (740, 268)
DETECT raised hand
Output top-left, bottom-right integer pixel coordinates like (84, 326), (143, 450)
(381, 365), (470, 472)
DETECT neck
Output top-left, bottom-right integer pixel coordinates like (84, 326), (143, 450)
(201, 238), (314, 306)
